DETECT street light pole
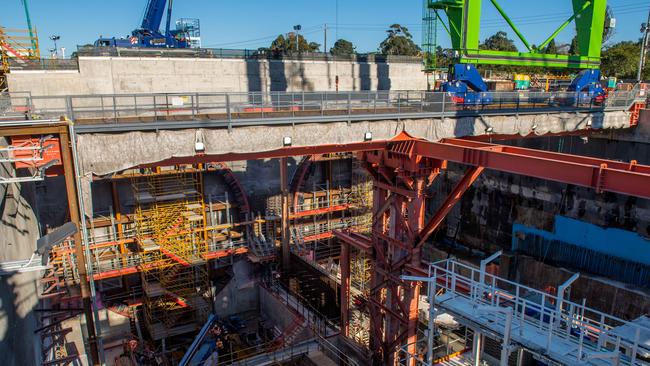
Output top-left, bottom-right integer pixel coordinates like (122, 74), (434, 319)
(293, 25), (301, 54)
(49, 35), (60, 59)
(637, 9), (650, 82)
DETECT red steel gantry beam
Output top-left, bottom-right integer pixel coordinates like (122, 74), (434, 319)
(335, 132), (650, 366)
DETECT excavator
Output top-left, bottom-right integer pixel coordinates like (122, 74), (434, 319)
(95, 0), (190, 48)
(424, 0), (609, 105)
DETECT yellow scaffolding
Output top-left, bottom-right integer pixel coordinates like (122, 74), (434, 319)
(350, 251), (371, 294)
(349, 158), (373, 234)
(0, 27), (40, 90)
(0, 27), (40, 59)
(132, 173), (212, 340)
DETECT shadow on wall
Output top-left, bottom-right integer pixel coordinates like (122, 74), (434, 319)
(288, 54), (314, 92)
(246, 59), (263, 94)
(269, 59), (288, 92)
(359, 63), (371, 91)
(0, 169), (40, 366)
(233, 158), (297, 214)
(0, 275), (38, 366)
(377, 62), (391, 91)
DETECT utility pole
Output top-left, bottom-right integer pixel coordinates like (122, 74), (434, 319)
(638, 8), (650, 82)
(324, 24), (328, 54)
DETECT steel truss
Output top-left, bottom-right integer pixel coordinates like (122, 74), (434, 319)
(335, 131), (650, 365)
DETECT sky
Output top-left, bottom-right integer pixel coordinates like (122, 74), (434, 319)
(1, 0), (648, 57)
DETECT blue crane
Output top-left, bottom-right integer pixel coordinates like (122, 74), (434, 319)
(95, 0), (191, 48)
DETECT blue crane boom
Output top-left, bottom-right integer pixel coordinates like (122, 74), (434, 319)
(95, 0), (191, 48)
(140, 0), (167, 32)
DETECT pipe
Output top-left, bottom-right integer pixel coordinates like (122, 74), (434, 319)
(68, 121), (106, 364)
(637, 8), (650, 81)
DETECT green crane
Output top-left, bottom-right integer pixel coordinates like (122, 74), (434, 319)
(423, 0), (609, 104)
(20, 0), (38, 57)
(423, 0), (607, 70)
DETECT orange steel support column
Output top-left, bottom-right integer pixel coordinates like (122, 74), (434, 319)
(369, 183), (387, 361)
(59, 127), (101, 366)
(280, 157), (290, 269)
(362, 157), (434, 365)
(405, 178), (426, 366)
(340, 241), (351, 337)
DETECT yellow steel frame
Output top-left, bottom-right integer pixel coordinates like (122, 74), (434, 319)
(0, 27), (40, 60)
(132, 173), (211, 338)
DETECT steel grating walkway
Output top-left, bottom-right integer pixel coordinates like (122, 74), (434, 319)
(402, 258), (650, 366)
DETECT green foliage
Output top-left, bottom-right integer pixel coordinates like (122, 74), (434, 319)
(379, 24), (421, 56)
(330, 39), (355, 56)
(600, 41), (649, 80)
(269, 33), (320, 55)
(479, 31), (517, 52)
(434, 46), (454, 68)
(544, 40), (559, 55)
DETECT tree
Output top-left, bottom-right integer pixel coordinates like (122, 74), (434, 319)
(379, 24), (421, 56)
(569, 35), (579, 55)
(330, 39), (355, 56)
(544, 39), (558, 54)
(269, 33), (320, 55)
(308, 42), (321, 52)
(602, 5), (615, 45)
(600, 40), (649, 80)
(480, 31), (517, 52)
(433, 46), (454, 68)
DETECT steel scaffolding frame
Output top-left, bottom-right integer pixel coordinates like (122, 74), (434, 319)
(132, 173), (212, 340)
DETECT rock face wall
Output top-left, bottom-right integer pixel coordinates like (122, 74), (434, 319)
(7, 57), (428, 97)
(0, 137), (41, 365)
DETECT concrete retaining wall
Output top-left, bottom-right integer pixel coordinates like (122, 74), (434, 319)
(0, 138), (41, 366)
(7, 57), (428, 96)
(75, 110), (631, 176)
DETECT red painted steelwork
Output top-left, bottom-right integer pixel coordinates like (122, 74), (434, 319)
(9, 136), (62, 171)
(339, 131), (650, 365)
(302, 232), (334, 242)
(214, 162), (251, 219)
(416, 166), (484, 248)
(93, 267), (138, 281)
(202, 247), (249, 260)
(141, 141), (390, 168)
(290, 204), (350, 218)
(334, 230), (372, 253)
(414, 138), (650, 198)
(290, 155), (314, 213)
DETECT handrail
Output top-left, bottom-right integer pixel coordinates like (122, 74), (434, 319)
(0, 89), (640, 133)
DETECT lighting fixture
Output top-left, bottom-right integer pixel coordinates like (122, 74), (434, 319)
(283, 136), (292, 147)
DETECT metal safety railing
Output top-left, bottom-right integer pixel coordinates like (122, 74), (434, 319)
(1, 88), (643, 132)
(74, 45), (421, 64)
(406, 259), (650, 366)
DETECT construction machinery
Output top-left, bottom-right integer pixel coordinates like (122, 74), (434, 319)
(424, 0), (608, 104)
(95, 0), (197, 48)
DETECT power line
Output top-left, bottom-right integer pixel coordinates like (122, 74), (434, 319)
(203, 26), (322, 48)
